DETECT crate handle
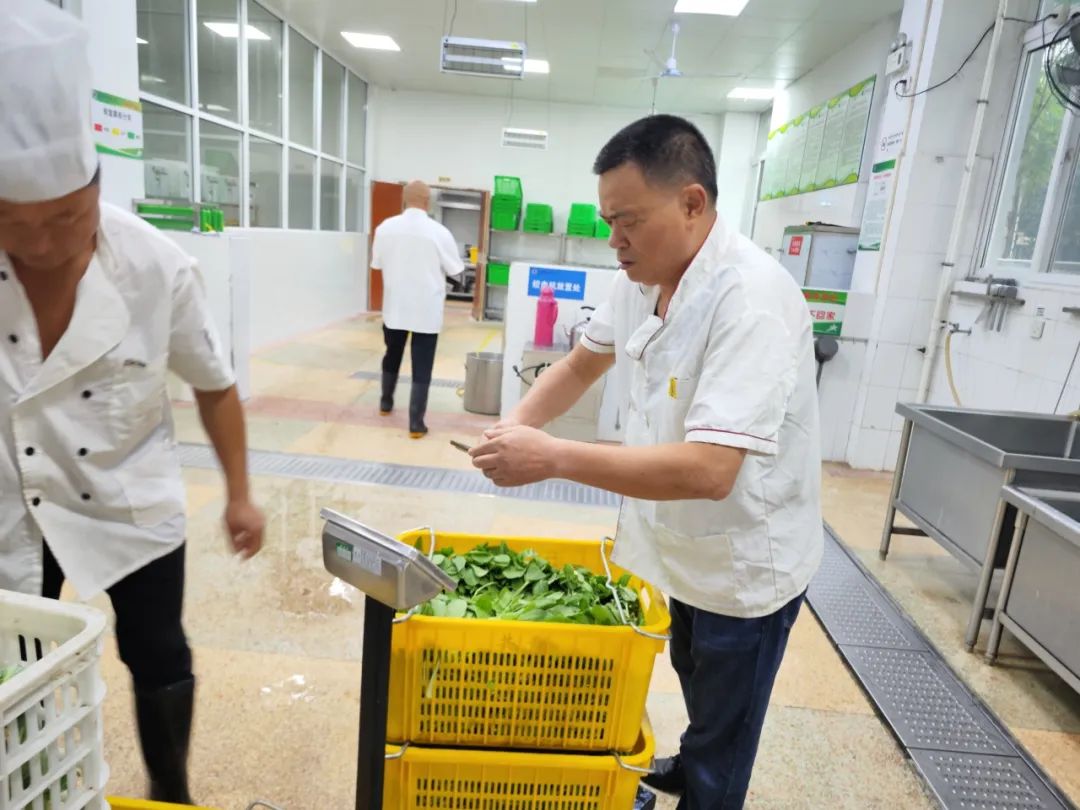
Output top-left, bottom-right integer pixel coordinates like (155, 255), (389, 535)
(600, 537), (671, 642)
(392, 527), (439, 625)
(613, 751), (655, 775)
(386, 741), (411, 760)
(246, 802), (287, 810)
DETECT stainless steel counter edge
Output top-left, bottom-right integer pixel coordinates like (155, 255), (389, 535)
(1002, 487), (1080, 551)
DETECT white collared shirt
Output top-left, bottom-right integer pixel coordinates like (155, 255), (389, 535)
(582, 215), (823, 617)
(0, 202), (234, 599)
(371, 207), (464, 334)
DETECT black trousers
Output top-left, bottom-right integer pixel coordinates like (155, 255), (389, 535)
(382, 326), (438, 385)
(43, 542), (192, 692)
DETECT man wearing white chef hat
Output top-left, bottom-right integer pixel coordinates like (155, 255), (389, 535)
(472, 115), (823, 809)
(0, 0), (265, 803)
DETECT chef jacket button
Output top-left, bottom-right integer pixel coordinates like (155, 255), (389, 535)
(25, 447), (35, 456)
(81, 390), (93, 400)
(81, 493), (91, 502)
(32, 497), (41, 506)
(78, 448), (88, 457)
(0, 270), (7, 281)
(7, 334), (17, 344)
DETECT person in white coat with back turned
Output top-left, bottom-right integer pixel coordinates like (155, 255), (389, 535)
(371, 180), (464, 438)
(0, 2), (265, 803)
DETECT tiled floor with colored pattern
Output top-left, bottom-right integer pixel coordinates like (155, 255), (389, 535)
(80, 304), (1078, 808)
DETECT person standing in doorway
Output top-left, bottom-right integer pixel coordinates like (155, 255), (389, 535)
(370, 180), (464, 438)
(0, 2), (264, 803)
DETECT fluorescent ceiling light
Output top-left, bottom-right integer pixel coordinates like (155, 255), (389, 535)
(524, 58), (549, 74)
(341, 31), (401, 51)
(203, 22), (271, 41)
(136, 36), (149, 45)
(140, 74), (167, 84)
(727, 87), (776, 100)
(673, 0), (750, 15)
(204, 104), (231, 113)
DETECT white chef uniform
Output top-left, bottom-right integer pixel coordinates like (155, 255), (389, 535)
(371, 207), (465, 334)
(0, 203), (234, 599)
(582, 215), (823, 617)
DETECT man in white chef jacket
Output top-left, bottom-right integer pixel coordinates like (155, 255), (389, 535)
(471, 115), (823, 809)
(370, 180), (464, 437)
(0, 2), (265, 803)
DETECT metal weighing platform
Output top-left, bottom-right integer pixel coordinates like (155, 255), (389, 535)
(320, 509), (456, 810)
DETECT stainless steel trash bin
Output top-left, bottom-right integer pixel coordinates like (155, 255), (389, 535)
(464, 352), (503, 416)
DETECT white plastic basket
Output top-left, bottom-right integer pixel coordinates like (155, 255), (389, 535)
(0, 590), (108, 810)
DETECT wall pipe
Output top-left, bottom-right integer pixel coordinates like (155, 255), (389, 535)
(916, 0), (1010, 403)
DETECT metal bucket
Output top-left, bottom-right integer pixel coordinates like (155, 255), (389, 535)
(464, 352), (503, 416)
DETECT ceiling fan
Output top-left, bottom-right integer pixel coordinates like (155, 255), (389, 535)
(640, 21), (740, 113)
(644, 21), (740, 81)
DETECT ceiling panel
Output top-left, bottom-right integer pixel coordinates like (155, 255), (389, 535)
(261, 0), (901, 114)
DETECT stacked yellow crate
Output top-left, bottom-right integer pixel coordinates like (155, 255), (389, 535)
(383, 532), (671, 810)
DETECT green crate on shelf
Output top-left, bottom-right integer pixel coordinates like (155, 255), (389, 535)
(487, 262), (510, 286)
(494, 175), (523, 199)
(594, 218), (612, 240)
(523, 203), (554, 234)
(567, 203), (597, 236)
(492, 196), (522, 213)
(492, 210), (520, 231)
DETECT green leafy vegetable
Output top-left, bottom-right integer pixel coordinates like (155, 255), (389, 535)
(415, 542), (645, 626)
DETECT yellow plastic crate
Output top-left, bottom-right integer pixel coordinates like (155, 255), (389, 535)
(383, 716), (655, 810)
(388, 532), (670, 753)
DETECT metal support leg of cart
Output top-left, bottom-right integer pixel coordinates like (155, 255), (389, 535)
(964, 471), (1015, 652)
(356, 596), (394, 810)
(985, 512), (1028, 664)
(880, 419), (915, 561)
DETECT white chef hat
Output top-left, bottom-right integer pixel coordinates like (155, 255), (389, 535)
(0, 0), (98, 203)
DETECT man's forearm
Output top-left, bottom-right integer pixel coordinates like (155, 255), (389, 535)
(194, 385), (250, 501)
(553, 440), (744, 502)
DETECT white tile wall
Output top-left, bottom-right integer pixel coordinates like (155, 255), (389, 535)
(879, 298), (919, 344)
(869, 343), (909, 387)
(850, 427), (891, 470)
(863, 384), (901, 430)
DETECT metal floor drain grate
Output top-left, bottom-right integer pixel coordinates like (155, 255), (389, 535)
(178, 444), (620, 508)
(350, 370), (463, 389)
(808, 527), (1074, 809)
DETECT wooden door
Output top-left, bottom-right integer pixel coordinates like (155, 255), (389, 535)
(368, 181), (405, 311)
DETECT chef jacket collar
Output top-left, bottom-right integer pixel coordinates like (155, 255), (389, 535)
(625, 214), (730, 362)
(9, 226), (130, 403)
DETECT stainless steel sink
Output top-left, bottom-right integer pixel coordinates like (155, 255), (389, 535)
(986, 487), (1080, 697)
(900, 405), (1080, 470)
(882, 405), (1080, 651)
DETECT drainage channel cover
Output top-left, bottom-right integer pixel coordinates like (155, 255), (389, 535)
(911, 750), (1066, 810)
(177, 443), (620, 508)
(808, 527), (1074, 810)
(350, 370), (463, 389)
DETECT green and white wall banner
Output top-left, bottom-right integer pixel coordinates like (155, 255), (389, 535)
(760, 75), (876, 201)
(91, 90), (143, 160)
(803, 288), (847, 335)
(858, 158), (897, 251)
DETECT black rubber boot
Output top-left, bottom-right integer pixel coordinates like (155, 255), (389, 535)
(633, 784), (658, 809)
(409, 383), (430, 438)
(642, 754), (684, 795)
(380, 372), (398, 415)
(134, 677), (195, 804)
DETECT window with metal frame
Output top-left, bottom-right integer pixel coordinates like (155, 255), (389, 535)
(981, 13), (1080, 278)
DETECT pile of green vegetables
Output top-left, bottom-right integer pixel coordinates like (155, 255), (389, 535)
(413, 542), (644, 626)
(1, 663), (70, 806)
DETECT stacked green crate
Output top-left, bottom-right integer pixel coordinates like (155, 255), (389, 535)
(567, 203), (597, 236)
(486, 262), (511, 287)
(594, 218), (611, 240)
(492, 175), (523, 231)
(523, 203), (554, 234)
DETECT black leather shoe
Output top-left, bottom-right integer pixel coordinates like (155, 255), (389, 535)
(642, 754), (684, 795)
(633, 784), (658, 809)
